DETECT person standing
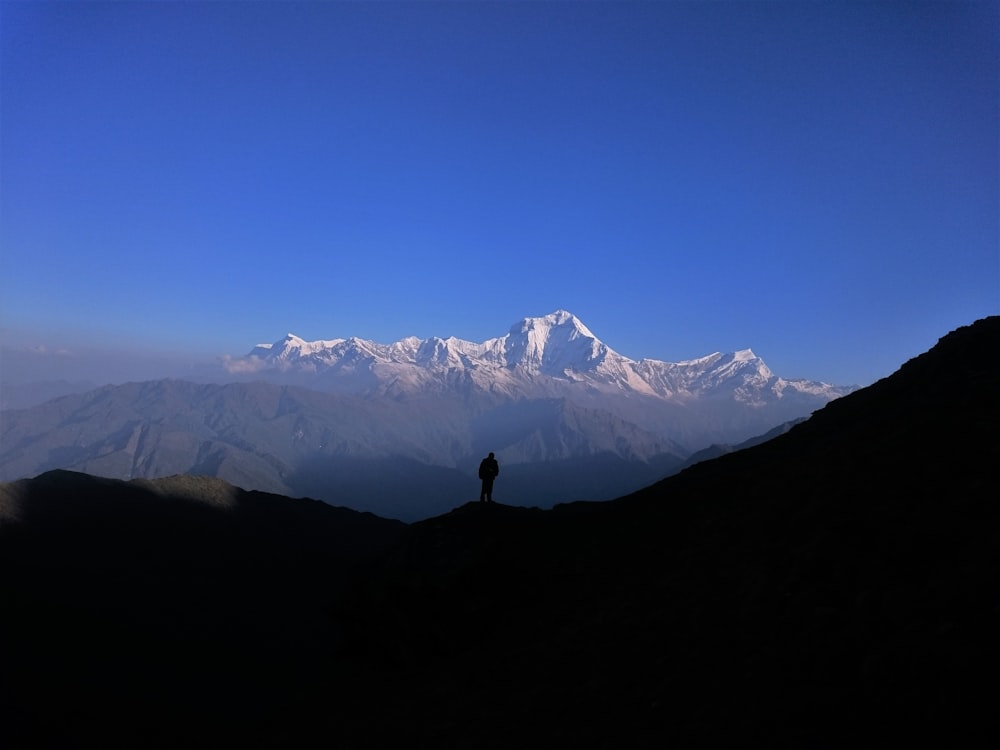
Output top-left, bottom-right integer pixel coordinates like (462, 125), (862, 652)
(478, 452), (499, 502)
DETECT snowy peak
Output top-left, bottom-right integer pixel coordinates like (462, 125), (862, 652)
(706, 349), (773, 381)
(272, 334), (348, 361)
(223, 311), (851, 407)
(665, 348), (771, 382)
(501, 310), (615, 373)
(236, 333), (351, 373)
(508, 310), (597, 340)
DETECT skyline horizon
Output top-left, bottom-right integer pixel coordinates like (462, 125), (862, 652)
(2, 2), (997, 389)
(3, 306), (994, 390)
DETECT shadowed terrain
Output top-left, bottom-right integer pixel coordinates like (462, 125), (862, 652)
(329, 317), (999, 747)
(1, 311), (853, 521)
(2, 317), (998, 747)
(0, 473), (406, 748)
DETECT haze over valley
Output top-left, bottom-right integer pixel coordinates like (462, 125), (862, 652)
(1, 311), (853, 520)
(3, 315), (997, 747)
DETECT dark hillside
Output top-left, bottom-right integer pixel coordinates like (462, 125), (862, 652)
(0, 472), (405, 748)
(326, 317), (1000, 747)
(1, 317), (997, 748)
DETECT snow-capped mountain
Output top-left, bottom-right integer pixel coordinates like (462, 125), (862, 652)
(1, 311), (859, 518)
(225, 310), (849, 408)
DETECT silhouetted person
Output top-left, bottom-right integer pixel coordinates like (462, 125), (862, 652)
(478, 452), (499, 502)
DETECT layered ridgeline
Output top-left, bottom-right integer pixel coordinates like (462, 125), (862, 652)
(0, 311), (852, 520)
(227, 310), (845, 408)
(2, 317), (997, 747)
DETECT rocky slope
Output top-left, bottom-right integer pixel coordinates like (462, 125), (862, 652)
(1, 316), (996, 747)
(1, 312), (853, 519)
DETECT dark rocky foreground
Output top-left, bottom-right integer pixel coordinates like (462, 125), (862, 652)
(2, 317), (998, 748)
(0, 473), (406, 748)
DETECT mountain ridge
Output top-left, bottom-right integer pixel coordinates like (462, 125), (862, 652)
(224, 309), (850, 403)
(333, 315), (999, 745)
(1, 316), (997, 746)
(0, 311), (857, 519)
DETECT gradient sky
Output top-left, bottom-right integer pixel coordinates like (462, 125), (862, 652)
(2, 0), (997, 388)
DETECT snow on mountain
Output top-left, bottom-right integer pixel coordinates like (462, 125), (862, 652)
(224, 310), (848, 408)
(0, 312), (861, 510)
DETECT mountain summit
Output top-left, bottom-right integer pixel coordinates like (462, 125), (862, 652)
(3, 318), (995, 748)
(224, 310), (847, 409)
(1, 311), (855, 517)
(499, 310), (610, 373)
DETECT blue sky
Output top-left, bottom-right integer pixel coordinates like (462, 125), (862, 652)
(2, 0), (997, 387)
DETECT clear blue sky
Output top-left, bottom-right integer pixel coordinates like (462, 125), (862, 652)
(2, 1), (997, 387)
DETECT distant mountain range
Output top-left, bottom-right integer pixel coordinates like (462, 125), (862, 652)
(225, 309), (848, 406)
(0, 311), (854, 519)
(2, 316), (996, 747)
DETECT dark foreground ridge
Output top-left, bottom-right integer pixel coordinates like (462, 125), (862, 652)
(2, 317), (998, 747)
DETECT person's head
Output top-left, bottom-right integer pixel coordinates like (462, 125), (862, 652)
(488, 452), (494, 458)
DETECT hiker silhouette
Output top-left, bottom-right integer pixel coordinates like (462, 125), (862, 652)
(478, 452), (499, 502)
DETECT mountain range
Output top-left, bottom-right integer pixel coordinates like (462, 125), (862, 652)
(225, 309), (847, 411)
(1, 311), (853, 519)
(2, 316), (996, 747)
